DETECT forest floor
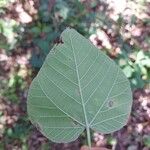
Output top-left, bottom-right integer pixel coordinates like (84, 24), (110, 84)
(0, 0), (150, 149)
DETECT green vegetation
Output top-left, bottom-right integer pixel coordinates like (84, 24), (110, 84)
(27, 28), (132, 148)
(0, 0), (150, 149)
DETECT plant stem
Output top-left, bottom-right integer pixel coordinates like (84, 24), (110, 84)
(86, 126), (91, 150)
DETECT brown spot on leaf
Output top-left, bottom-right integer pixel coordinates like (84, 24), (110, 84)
(75, 88), (80, 96)
(54, 37), (64, 44)
(108, 100), (114, 107)
(73, 120), (78, 126)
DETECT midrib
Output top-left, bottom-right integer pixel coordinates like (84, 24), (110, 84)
(69, 34), (89, 128)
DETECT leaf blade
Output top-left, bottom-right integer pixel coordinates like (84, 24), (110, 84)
(27, 28), (132, 143)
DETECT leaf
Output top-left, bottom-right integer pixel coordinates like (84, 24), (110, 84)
(27, 28), (132, 143)
(122, 65), (133, 78)
(143, 135), (150, 147)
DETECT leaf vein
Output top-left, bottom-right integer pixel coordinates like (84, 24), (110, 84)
(89, 67), (119, 126)
(91, 113), (128, 126)
(77, 47), (92, 67)
(82, 59), (108, 90)
(43, 69), (82, 105)
(80, 51), (99, 81)
(85, 63), (111, 105)
(45, 62), (78, 86)
(52, 55), (75, 71)
(37, 77), (85, 126)
(27, 103), (56, 110)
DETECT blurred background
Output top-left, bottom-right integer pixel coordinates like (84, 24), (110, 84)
(0, 0), (150, 149)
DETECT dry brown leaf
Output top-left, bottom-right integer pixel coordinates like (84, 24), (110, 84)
(80, 146), (110, 150)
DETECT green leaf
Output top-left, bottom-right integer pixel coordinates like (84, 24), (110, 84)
(27, 28), (132, 144)
(143, 135), (150, 147)
(122, 65), (133, 78)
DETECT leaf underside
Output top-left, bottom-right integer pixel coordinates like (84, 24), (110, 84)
(27, 28), (132, 143)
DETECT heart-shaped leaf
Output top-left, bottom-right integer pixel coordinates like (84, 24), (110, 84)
(27, 28), (132, 144)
